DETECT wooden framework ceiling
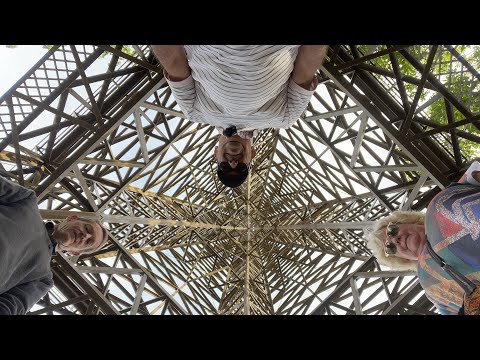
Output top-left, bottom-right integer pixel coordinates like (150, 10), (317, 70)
(0, 45), (478, 315)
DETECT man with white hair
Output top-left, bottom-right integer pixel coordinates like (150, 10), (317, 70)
(0, 175), (109, 314)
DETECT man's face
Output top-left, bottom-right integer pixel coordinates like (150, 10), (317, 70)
(54, 216), (104, 255)
(214, 135), (256, 168)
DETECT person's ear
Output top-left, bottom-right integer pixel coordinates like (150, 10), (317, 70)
(250, 147), (256, 159)
(214, 146), (219, 158)
(66, 215), (78, 222)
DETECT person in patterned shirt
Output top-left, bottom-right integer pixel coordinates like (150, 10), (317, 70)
(364, 162), (480, 314)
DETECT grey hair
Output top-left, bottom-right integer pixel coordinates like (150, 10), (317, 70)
(363, 210), (426, 271)
(74, 217), (109, 254)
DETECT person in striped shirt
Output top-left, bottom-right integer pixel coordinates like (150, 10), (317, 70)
(150, 45), (328, 188)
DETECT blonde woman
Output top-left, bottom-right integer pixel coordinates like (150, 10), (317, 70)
(365, 162), (480, 315)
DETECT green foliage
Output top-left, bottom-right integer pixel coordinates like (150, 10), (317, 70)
(5, 45), (52, 49)
(98, 45), (137, 60)
(121, 45), (135, 56)
(5, 45), (136, 58)
(356, 45), (480, 161)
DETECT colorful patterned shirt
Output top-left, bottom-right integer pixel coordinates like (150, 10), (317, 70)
(418, 162), (480, 314)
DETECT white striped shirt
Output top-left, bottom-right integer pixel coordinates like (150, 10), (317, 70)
(165, 45), (317, 133)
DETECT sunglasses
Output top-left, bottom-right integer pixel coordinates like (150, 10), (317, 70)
(384, 222), (399, 257)
(217, 161), (250, 173)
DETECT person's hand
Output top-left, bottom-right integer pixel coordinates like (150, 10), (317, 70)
(150, 45), (190, 82)
(472, 171), (480, 183)
(292, 45), (328, 89)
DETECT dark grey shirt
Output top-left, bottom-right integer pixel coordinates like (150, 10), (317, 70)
(0, 176), (55, 315)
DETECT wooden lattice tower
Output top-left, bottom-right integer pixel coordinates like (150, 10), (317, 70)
(1, 45), (478, 315)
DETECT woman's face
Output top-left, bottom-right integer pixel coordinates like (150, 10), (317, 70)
(384, 223), (426, 261)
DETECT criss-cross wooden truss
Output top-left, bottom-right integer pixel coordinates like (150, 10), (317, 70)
(1, 45), (479, 315)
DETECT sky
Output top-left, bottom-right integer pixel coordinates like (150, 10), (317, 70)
(0, 45), (440, 209)
(1, 45), (439, 314)
(0, 45), (49, 98)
